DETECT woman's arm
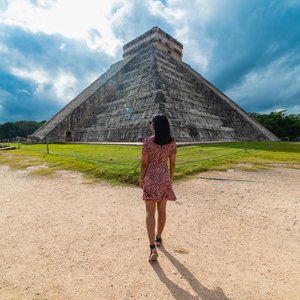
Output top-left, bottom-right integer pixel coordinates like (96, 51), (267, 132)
(169, 153), (176, 181)
(140, 153), (149, 188)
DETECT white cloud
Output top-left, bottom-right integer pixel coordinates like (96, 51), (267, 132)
(259, 105), (300, 115)
(288, 105), (300, 114)
(10, 66), (49, 85)
(147, 0), (186, 22)
(16, 88), (31, 95)
(0, 89), (13, 116)
(145, 0), (218, 71)
(59, 43), (65, 50)
(0, 0), (132, 56)
(0, 0), (229, 70)
(0, 43), (26, 71)
(225, 52), (300, 111)
(53, 72), (77, 100)
(10, 65), (78, 104)
(1, 0), (299, 120)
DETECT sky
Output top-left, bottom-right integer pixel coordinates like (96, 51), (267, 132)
(0, 0), (300, 123)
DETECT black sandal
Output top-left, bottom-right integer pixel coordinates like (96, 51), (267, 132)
(155, 236), (162, 247)
(149, 244), (158, 262)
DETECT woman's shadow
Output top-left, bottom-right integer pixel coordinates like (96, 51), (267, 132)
(150, 246), (230, 300)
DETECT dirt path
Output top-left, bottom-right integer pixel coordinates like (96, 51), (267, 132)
(0, 166), (299, 299)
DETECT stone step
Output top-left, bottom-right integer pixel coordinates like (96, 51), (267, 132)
(33, 54), (137, 139)
(161, 72), (194, 88)
(181, 62), (278, 140)
(156, 55), (179, 70)
(156, 61), (185, 80)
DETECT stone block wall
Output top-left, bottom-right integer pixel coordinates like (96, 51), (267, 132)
(36, 28), (278, 143)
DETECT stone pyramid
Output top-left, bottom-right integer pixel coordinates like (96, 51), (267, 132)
(32, 27), (278, 142)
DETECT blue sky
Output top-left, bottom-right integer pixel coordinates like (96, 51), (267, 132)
(0, 0), (300, 123)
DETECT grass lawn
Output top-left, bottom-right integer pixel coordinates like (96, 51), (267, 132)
(0, 142), (299, 185)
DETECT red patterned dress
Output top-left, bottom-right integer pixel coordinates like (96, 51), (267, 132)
(142, 136), (177, 201)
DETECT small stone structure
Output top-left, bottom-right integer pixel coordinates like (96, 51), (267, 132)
(32, 27), (278, 142)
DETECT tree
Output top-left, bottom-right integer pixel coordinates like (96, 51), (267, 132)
(0, 120), (46, 140)
(250, 112), (300, 140)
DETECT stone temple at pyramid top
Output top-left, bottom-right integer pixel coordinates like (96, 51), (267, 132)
(123, 26), (183, 61)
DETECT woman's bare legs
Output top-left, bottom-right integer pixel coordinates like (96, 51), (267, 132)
(156, 199), (167, 238)
(145, 200), (157, 245)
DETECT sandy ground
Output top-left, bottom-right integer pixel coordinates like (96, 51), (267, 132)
(0, 165), (299, 300)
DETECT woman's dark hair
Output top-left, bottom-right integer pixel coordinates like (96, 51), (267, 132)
(152, 115), (174, 145)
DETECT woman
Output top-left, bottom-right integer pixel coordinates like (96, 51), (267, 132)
(140, 115), (177, 262)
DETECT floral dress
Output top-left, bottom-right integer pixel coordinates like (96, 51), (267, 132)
(142, 136), (177, 201)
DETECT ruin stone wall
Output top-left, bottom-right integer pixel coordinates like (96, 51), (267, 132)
(123, 27), (183, 61)
(47, 47), (159, 142)
(42, 38), (278, 143)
